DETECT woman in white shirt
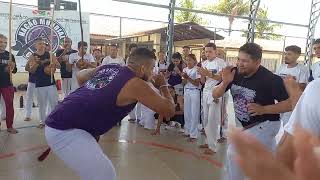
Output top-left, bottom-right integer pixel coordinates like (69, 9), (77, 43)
(181, 54), (201, 142)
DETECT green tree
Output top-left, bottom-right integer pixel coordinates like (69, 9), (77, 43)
(241, 8), (282, 40)
(175, 0), (206, 24)
(206, 0), (250, 36)
(254, 8), (282, 40)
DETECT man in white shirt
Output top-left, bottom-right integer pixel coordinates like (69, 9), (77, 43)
(270, 76), (320, 172)
(102, 44), (125, 66)
(276, 45), (308, 125)
(311, 38), (320, 79)
(197, 43), (227, 155)
(68, 41), (96, 92)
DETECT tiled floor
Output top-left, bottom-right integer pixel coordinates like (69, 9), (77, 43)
(0, 92), (232, 180)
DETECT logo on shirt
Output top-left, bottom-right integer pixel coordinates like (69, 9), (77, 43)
(85, 68), (120, 90)
(231, 84), (256, 122)
(12, 17), (67, 59)
(210, 69), (218, 74)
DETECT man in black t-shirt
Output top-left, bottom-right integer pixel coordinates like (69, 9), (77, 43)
(213, 43), (292, 180)
(26, 38), (61, 128)
(0, 34), (18, 134)
(55, 37), (77, 98)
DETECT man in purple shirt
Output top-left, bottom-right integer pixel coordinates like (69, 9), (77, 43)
(45, 48), (175, 180)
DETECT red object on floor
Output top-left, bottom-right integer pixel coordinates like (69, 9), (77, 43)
(56, 80), (62, 90)
(38, 148), (51, 161)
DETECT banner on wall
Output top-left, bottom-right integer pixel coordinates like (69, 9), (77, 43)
(0, 3), (90, 72)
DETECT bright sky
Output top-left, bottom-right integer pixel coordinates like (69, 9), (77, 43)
(1, 0), (318, 42)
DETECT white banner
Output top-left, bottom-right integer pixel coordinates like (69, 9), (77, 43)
(0, 3), (90, 72)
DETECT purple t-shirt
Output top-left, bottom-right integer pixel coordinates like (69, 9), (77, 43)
(45, 65), (137, 136)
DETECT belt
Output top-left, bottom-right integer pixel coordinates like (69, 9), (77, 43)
(242, 121), (264, 130)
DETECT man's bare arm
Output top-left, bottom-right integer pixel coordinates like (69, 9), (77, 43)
(76, 68), (98, 86)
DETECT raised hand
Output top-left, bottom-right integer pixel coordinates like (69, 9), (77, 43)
(153, 74), (167, 88)
(221, 66), (236, 83)
(197, 67), (211, 77)
(228, 126), (320, 180)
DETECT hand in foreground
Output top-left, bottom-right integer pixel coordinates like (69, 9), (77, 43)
(228, 126), (320, 180)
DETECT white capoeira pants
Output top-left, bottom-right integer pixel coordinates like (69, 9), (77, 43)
(37, 85), (58, 124)
(45, 126), (116, 180)
(25, 82), (37, 118)
(202, 91), (222, 152)
(0, 96), (5, 119)
(220, 92), (230, 138)
(184, 89), (200, 138)
(224, 120), (280, 180)
(62, 78), (72, 98)
(140, 104), (155, 129)
(129, 103), (142, 120)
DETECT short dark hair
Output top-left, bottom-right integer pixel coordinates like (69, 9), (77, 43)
(314, 38), (320, 45)
(129, 43), (138, 51)
(239, 43), (262, 61)
(93, 49), (102, 53)
(205, 43), (217, 50)
(110, 44), (118, 48)
(172, 52), (182, 60)
(182, 46), (190, 49)
(285, 45), (301, 55)
(187, 54), (197, 61)
(127, 48), (156, 66)
(78, 41), (88, 49)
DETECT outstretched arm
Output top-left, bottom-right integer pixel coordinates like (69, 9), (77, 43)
(123, 75), (175, 118)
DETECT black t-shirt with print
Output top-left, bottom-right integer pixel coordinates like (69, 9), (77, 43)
(226, 66), (289, 127)
(56, 49), (78, 78)
(34, 52), (56, 88)
(0, 51), (17, 88)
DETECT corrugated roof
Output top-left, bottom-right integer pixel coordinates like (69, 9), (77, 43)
(129, 22), (224, 41)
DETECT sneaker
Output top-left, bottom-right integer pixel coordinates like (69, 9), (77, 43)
(7, 128), (18, 134)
